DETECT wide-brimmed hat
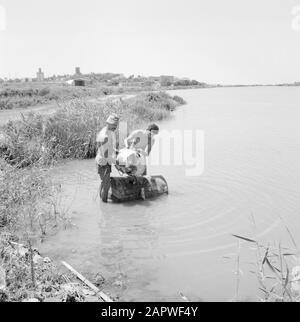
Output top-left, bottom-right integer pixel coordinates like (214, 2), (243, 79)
(106, 113), (119, 125)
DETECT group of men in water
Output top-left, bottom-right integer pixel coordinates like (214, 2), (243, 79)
(95, 113), (159, 202)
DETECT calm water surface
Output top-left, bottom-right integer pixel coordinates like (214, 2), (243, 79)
(40, 87), (300, 301)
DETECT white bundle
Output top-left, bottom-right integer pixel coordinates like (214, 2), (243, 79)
(117, 148), (146, 176)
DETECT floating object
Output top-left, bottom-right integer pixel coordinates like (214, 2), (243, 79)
(109, 175), (168, 202)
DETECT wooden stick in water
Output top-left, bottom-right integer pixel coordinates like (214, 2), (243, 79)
(61, 261), (113, 302)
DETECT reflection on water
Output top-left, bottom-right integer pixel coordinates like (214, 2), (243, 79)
(39, 87), (300, 301)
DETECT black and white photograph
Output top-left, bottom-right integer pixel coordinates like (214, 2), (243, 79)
(1, 0), (300, 305)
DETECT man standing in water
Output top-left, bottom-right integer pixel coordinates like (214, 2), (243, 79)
(124, 123), (159, 175)
(96, 113), (119, 202)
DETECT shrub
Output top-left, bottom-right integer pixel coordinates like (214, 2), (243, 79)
(173, 95), (186, 105)
(38, 87), (51, 97)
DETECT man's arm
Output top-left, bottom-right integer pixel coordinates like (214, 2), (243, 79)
(146, 144), (152, 156)
(146, 137), (154, 156)
(97, 137), (108, 148)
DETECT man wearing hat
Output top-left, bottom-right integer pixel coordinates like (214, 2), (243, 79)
(96, 113), (119, 202)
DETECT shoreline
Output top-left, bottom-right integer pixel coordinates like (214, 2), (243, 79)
(1, 84), (299, 127)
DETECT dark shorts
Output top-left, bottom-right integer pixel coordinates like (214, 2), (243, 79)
(97, 164), (112, 181)
(97, 164), (112, 202)
(142, 167), (147, 176)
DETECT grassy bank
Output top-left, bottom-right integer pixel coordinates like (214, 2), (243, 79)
(0, 92), (185, 167)
(0, 84), (111, 110)
(0, 91), (186, 301)
(0, 80), (193, 111)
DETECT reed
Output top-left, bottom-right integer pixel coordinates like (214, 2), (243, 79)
(231, 216), (300, 302)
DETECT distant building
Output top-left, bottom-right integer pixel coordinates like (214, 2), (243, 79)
(75, 67), (81, 75)
(74, 79), (85, 86)
(22, 77), (33, 83)
(36, 68), (44, 82)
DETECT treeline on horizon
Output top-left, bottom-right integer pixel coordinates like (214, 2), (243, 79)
(0, 72), (206, 110)
(0, 72), (207, 87)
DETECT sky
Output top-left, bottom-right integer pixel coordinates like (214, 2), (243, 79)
(0, 0), (300, 84)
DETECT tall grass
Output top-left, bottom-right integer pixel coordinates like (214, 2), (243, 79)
(0, 159), (62, 236)
(0, 158), (74, 300)
(0, 85), (108, 110)
(0, 92), (185, 167)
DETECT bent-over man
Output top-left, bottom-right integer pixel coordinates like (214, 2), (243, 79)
(124, 123), (159, 175)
